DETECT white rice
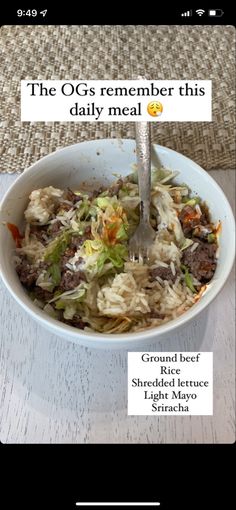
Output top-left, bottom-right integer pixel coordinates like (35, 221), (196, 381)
(97, 266), (195, 325)
(149, 231), (182, 267)
(24, 186), (63, 225)
(190, 242), (199, 252)
(170, 261), (176, 275)
(195, 204), (202, 215)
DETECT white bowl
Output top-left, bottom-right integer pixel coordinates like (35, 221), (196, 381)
(0, 139), (235, 349)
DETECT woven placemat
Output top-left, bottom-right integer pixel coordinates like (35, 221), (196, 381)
(0, 25), (235, 173)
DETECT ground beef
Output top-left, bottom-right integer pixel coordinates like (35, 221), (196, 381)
(179, 204), (211, 237)
(33, 286), (53, 301)
(16, 258), (40, 289)
(148, 311), (165, 319)
(198, 211), (208, 226)
(59, 270), (86, 291)
(107, 178), (124, 196)
(71, 186), (108, 202)
(56, 202), (73, 212)
(64, 188), (82, 204)
(49, 220), (63, 237)
(71, 226), (92, 249)
(30, 225), (49, 244)
(61, 248), (76, 270)
(96, 185), (106, 196)
(86, 186), (106, 199)
(149, 266), (179, 283)
(70, 236), (85, 249)
(192, 224), (213, 240)
(70, 236), (83, 250)
(200, 202), (211, 223)
(179, 205), (201, 236)
(182, 239), (217, 282)
(62, 314), (87, 329)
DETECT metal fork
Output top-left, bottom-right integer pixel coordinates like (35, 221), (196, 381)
(129, 122), (156, 263)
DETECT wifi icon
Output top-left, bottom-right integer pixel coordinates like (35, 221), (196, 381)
(196, 9), (205, 16)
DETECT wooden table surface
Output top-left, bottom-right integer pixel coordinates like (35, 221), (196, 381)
(0, 171), (235, 444)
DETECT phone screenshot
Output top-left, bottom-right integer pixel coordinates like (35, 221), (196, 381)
(0, 7), (235, 509)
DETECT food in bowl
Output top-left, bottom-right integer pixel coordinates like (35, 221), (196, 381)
(8, 167), (220, 334)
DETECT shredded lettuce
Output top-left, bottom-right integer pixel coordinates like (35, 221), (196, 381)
(87, 204), (99, 218)
(36, 270), (54, 292)
(182, 197), (200, 206)
(151, 167), (178, 185)
(181, 264), (196, 293)
(120, 196), (141, 210)
(115, 223), (128, 241)
(49, 284), (87, 304)
(207, 233), (216, 243)
(107, 222), (117, 230)
(97, 243), (128, 271)
(54, 290), (85, 319)
(43, 303), (59, 319)
(96, 190), (109, 198)
(112, 172), (122, 179)
(76, 238), (128, 275)
(127, 168), (138, 184)
(83, 239), (103, 256)
(73, 190), (90, 199)
(181, 238), (194, 251)
(44, 230), (71, 263)
(49, 284), (87, 319)
(62, 303), (77, 320)
(96, 197), (111, 210)
(119, 185), (129, 196)
(48, 263), (61, 286)
(76, 200), (90, 221)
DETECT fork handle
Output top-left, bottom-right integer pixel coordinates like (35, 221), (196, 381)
(135, 122), (151, 223)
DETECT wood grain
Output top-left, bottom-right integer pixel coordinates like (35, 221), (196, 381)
(0, 171), (235, 443)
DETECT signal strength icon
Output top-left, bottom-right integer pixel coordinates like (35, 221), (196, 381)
(196, 9), (205, 16)
(181, 10), (192, 16)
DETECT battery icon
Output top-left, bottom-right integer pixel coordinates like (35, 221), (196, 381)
(208, 9), (224, 16)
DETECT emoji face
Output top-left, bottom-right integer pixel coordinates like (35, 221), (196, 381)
(147, 101), (163, 117)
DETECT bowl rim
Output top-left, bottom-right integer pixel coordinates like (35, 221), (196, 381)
(0, 139), (235, 346)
